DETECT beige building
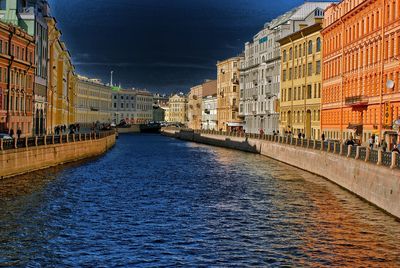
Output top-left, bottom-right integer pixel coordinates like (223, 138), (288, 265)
(217, 56), (243, 131)
(76, 75), (112, 126)
(278, 23), (322, 139)
(47, 17), (76, 133)
(167, 93), (187, 124)
(187, 84), (203, 130)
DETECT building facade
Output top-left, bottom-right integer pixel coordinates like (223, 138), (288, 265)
(153, 93), (168, 122)
(322, 0), (400, 144)
(187, 84), (203, 130)
(239, 1), (333, 134)
(217, 56), (243, 132)
(201, 80), (217, 130)
(111, 89), (153, 125)
(279, 23), (323, 140)
(47, 17), (76, 133)
(0, 0), (50, 136)
(0, 20), (35, 136)
(76, 75), (112, 126)
(167, 93), (187, 124)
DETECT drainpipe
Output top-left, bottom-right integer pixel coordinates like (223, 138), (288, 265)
(340, 17), (345, 142)
(378, 0), (386, 140)
(6, 26), (14, 132)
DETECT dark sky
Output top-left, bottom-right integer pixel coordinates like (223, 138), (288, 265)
(49, 0), (304, 93)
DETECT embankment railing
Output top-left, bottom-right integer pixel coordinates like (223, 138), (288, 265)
(181, 129), (400, 170)
(0, 130), (115, 151)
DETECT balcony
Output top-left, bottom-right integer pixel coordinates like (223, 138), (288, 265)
(232, 106), (239, 112)
(252, 94), (258, 101)
(345, 96), (368, 107)
(231, 78), (239, 85)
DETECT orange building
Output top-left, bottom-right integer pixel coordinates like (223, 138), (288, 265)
(0, 21), (35, 137)
(322, 0), (400, 144)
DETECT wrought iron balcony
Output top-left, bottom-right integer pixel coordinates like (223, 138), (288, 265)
(231, 78), (239, 85)
(345, 95), (368, 106)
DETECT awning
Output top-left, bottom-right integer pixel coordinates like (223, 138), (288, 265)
(227, 122), (244, 127)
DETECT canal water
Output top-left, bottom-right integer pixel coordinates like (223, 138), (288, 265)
(0, 134), (400, 267)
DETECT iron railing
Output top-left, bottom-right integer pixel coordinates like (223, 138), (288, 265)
(0, 130), (115, 151)
(174, 129), (400, 169)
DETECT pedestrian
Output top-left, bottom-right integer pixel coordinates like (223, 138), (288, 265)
(321, 133), (325, 141)
(17, 128), (22, 139)
(259, 129), (264, 136)
(302, 133), (305, 139)
(9, 128), (14, 139)
(392, 144), (400, 154)
(369, 136), (374, 150)
(298, 132), (302, 139)
(380, 139), (387, 152)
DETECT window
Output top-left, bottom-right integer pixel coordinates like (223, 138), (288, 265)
(316, 60), (321, 74)
(308, 41), (313, 54)
(283, 70), (287, 81)
(308, 63), (313, 76)
(316, 38), (321, 52)
(283, 50), (287, 62)
(307, 85), (312, 99)
(289, 48), (293, 60)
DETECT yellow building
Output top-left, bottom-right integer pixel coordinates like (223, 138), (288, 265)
(76, 75), (112, 126)
(47, 17), (76, 133)
(187, 84), (203, 130)
(278, 23), (322, 140)
(167, 93), (187, 124)
(217, 56), (243, 132)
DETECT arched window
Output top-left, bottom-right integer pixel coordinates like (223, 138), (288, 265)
(316, 37), (321, 52)
(308, 40), (313, 54)
(283, 50), (287, 62)
(289, 48), (293, 60)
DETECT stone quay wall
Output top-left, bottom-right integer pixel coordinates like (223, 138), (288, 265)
(0, 132), (116, 179)
(162, 128), (400, 219)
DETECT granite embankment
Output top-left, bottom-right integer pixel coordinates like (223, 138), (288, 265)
(162, 129), (400, 219)
(0, 131), (116, 179)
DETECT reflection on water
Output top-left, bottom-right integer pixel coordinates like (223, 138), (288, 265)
(0, 134), (399, 267)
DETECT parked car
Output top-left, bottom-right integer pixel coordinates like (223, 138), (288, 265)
(0, 133), (13, 140)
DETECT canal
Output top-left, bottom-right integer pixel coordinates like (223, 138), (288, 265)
(0, 134), (399, 267)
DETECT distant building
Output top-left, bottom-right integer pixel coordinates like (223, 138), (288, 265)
(167, 93), (187, 124)
(111, 88), (153, 124)
(188, 84), (203, 130)
(217, 56), (243, 132)
(201, 80), (218, 130)
(76, 75), (112, 126)
(153, 93), (169, 122)
(0, 20), (35, 136)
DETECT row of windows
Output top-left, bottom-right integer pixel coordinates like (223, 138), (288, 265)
(1, 92), (32, 113)
(0, 40), (34, 63)
(282, 61), (321, 81)
(323, 70), (400, 104)
(280, 110), (321, 123)
(113, 102), (152, 110)
(282, 39), (321, 62)
(281, 83), (321, 102)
